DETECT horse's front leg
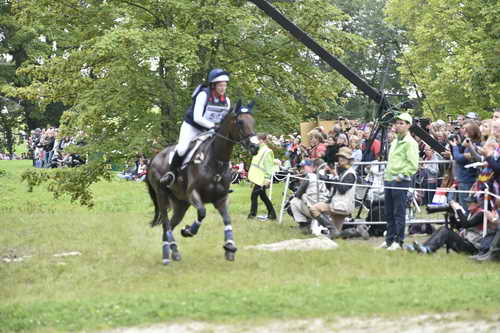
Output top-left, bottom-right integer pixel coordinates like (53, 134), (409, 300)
(181, 189), (206, 238)
(214, 197), (237, 261)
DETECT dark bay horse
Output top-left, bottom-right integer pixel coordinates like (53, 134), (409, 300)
(146, 101), (259, 264)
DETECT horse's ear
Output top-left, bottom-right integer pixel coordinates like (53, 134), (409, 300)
(246, 100), (256, 113)
(235, 100), (255, 115)
(232, 99), (242, 114)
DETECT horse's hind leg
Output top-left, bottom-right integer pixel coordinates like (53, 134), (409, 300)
(181, 190), (206, 238)
(169, 200), (190, 261)
(158, 190), (177, 265)
(214, 197), (237, 261)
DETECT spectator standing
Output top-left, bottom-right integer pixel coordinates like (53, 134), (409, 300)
(307, 130), (327, 159)
(450, 122), (481, 209)
(378, 113), (419, 251)
(247, 133), (277, 220)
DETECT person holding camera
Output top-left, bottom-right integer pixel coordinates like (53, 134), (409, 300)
(449, 122), (481, 209)
(377, 113), (419, 251)
(309, 147), (361, 239)
(411, 197), (498, 255)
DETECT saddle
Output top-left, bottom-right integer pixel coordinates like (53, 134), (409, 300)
(169, 131), (215, 169)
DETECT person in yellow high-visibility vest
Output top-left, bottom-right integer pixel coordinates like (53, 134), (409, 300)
(247, 133), (277, 220)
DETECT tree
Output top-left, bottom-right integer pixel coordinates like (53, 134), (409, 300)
(385, 0), (500, 118)
(1, 0), (65, 151)
(0, 96), (23, 157)
(12, 0), (368, 204)
(324, 0), (413, 120)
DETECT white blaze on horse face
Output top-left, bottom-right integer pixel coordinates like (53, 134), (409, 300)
(250, 136), (259, 145)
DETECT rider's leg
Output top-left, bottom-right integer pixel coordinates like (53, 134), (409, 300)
(160, 122), (200, 186)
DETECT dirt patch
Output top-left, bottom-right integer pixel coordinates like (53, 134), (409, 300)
(244, 236), (338, 251)
(103, 313), (500, 333)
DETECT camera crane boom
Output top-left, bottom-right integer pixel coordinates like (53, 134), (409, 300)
(248, 0), (446, 154)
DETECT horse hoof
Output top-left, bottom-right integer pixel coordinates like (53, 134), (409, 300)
(162, 258), (170, 265)
(225, 251), (235, 261)
(171, 251), (182, 261)
(181, 227), (194, 238)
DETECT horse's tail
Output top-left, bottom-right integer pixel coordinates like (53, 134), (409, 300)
(145, 176), (160, 227)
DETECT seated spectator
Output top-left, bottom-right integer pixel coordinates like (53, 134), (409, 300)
(410, 197), (498, 255)
(290, 159), (329, 234)
(309, 147), (365, 239)
(134, 158), (148, 181)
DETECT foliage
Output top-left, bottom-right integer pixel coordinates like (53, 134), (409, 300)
(8, 0), (368, 203)
(21, 161), (112, 207)
(385, 0), (500, 118)
(329, 0), (412, 120)
(2, 160), (500, 332)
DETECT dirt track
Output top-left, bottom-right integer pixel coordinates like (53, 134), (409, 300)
(104, 313), (500, 333)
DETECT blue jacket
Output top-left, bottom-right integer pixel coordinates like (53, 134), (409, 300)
(452, 145), (479, 184)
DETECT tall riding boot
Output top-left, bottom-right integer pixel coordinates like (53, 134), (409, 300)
(160, 152), (183, 187)
(315, 213), (339, 239)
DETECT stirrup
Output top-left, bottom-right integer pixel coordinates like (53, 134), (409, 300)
(161, 171), (176, 187)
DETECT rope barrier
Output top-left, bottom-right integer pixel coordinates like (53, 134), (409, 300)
(278, 170), (494, 237)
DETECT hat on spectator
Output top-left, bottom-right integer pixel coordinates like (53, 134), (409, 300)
(336, 147), (353, 160)
(300, 159), (314, 167)
(466, 112), (479, 120)
(396, 112), (413, 125)
(436, 119), (446, 126)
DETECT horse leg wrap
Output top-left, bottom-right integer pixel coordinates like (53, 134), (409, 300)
(169, 242), (181, 261)
(162, 241), (170, 265)
(181, 220), (201, 237)
(224, 225), (234, 243)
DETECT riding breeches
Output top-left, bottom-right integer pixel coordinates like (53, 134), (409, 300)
(176, 122), (203, 156)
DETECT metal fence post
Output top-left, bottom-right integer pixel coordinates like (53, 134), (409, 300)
(279, 173), (291, 224)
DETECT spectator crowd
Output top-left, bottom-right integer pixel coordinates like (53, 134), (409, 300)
(27, 127), (85, 168)
(239, 109), (500, 262)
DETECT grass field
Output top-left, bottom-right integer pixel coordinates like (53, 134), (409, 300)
(1, 160), (499, 332)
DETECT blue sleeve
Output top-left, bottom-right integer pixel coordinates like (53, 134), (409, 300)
(452, 145), (469, 165)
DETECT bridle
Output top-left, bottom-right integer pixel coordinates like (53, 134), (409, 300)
(213, 112), (256, 147)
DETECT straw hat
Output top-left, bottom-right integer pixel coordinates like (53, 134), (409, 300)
(336, 147), (353, 160)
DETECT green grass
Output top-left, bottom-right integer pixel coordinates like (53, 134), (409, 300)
(1, 160), (499, 332)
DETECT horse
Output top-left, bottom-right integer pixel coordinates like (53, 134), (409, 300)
(145, 101), (259, 264)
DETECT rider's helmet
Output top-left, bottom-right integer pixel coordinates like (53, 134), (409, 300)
(207, 68), (230, 83)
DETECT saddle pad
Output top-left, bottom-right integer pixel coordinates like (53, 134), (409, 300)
(169, 131), (214, 168)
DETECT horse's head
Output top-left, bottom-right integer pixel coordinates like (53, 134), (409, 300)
(225, 100), (259, 155)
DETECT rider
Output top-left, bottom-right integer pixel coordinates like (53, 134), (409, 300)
(160, 68), (231, 186)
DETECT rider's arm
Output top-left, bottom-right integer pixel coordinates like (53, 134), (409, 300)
(193, 91), (215, 129)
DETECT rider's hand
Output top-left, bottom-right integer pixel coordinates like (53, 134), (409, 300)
(264, 179), (271, 187)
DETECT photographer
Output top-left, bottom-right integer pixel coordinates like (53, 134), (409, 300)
(411, 197), (497, 255)
(449, 122), (481, 209)
(290, 159), (330, 234)
(309, 147), (360, 239)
